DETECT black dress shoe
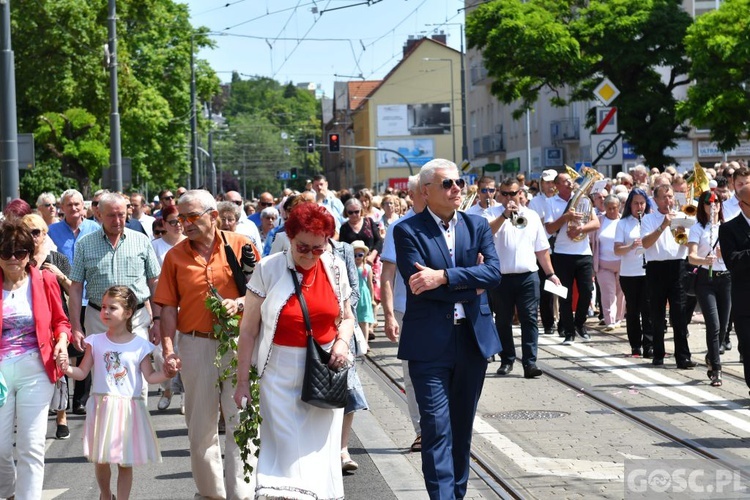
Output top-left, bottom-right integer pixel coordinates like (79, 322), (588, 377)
(576, 326), (591, 341)
(631, 348), (643, 357)
(72, 404), (86, 415)
(652, 358), (664, 366)
(523, 365), (543, 379)
(496, 363), (514, 376)
(543, 327), (553, 336)
(643, 347), (654, 359)
(677, 360), (698, 370)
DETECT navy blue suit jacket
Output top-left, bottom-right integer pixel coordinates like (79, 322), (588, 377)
(394, 209), (502, 361)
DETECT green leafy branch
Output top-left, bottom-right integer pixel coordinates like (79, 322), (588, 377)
(205, 289), (261, 482)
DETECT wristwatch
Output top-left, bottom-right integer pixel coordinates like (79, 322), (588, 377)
(236, 299), (244, 313)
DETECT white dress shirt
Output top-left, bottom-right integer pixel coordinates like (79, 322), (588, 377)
(545, 194), (593, 256)
(688, 222), (726, 271)
(723, 195), (740, 221)
(640, 212), (687, 261)
(465, 201), (496, 220)
(426, 207), (465, 321)
(488, 206), (548, 274)
(614, 216), (646, 277)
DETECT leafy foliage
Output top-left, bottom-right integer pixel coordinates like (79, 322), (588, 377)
(19, 159), (79, 202)
(466, 0), (693, 168)
(11, 0), (219, 196)
(678, 0), (750, 151)
(205, 290), (260, 481)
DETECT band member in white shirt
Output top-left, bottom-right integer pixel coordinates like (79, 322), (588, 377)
(489, 180), (560, 378)
(528, 169), (558, 335)
(640, 185), (696, 369)
(544, 173), (600, 345)
(722, 167), (750, 222)
(465, 176), (497, 218)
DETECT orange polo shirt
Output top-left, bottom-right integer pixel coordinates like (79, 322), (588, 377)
(154, 229), (260, 334)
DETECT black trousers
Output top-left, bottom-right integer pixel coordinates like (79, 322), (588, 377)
(646, 260), (691, 363)
(552, 253), (594, 335)
(731, 287), (750, 389)
(619, 275), (653, 352)
(695, 269), (731, 371)
(537, 266), (555, 330)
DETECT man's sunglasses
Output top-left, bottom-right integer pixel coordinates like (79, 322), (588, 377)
(91, 201), (99, 207)
(430, 178), (466, 190)
(0, 249), (29, 260)
(500, 190), (519, 197)
(161, 195), (175, 201)
(480, 188), (496, 194)
(177, 208), (212, 224)
(258, 201), (273, 208)
(231, 200), (244, 207)
(295, 243), (326, 256)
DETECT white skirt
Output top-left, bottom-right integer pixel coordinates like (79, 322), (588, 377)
(257, 343), (344, 500)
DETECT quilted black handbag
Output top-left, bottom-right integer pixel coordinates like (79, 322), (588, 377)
(290, 269), (348, 409)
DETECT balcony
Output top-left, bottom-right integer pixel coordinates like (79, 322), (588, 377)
(472, 133), (505, 156)
(470, 63), (491, 86)
(550, 118), (580, 142)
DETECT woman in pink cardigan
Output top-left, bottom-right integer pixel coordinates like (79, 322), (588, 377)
(0, 220), (72, 500)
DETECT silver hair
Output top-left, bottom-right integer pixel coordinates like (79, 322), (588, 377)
(36, 192), (57, 206)
(261, 206), (279, 219)
(178, 189), (217, 211)
(419, 158), (458, 186)
(217, 201), (241, 219)
(604, 194), (620, 206)
(60, 189), (83, 204)
(93, 189), (110, 198)
(407, 174), (420, 193)
(98, 192), (127, 211)
(344, 198), (362, 210)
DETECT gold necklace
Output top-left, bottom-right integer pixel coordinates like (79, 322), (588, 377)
(301, 264), (318, 288)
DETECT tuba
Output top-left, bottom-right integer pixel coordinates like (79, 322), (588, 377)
(566, 167), (603, 242)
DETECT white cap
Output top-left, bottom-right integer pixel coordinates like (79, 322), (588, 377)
(541, 169), (557, 182)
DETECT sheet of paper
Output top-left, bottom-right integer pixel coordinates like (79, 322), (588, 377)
(544, 279), (568, 299)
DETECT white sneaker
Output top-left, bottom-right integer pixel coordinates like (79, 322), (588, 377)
(157, 393), (172, 411)
(180, 394), (185, 415)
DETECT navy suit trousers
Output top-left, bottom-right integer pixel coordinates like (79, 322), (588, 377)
(408, 322), (488, 500)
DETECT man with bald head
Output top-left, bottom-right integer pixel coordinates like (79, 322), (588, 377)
(719, 184), (750, 389)
(225, 190), (262, 248)
(248, 191), (275, 228)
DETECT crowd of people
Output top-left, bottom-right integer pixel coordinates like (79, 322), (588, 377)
(0, 159), (749, 499)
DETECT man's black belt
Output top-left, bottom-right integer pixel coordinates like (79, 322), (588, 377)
(454, 318), (467, 325)
(88, 302), (146, 312)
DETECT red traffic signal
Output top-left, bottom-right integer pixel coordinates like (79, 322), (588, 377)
(328, 133), (340, 152)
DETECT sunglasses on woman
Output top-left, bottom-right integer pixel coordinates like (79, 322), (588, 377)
(295, 243), (326, 256)
(0, 249), (30, 260)
(354, 252), (365, 258)
(165, 218), (181, 226)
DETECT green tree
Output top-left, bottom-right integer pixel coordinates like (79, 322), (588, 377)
(678, 0), (750, 151)
(467, 0), (693, 168)
(34, 108), (109, 198)
(19, 159), (79, 202)
(11, 0), (219, 195)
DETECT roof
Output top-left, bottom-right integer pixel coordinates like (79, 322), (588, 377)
(348, 80), (381, 110)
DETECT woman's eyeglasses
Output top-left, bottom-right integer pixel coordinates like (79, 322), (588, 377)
(30, 229), (42, 237)
(430, 178), (466, 190)
(347, 210), (360, 215)
(177, 208), (212, 224)
(354, 252), (365, 258)
(165, 218), (181, 227)
(0, 249), (30, 260)
(295, 243), (326, 256)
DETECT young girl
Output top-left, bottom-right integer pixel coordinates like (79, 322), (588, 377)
(56, 286), (172, 500)
(352, 240), (376, 343)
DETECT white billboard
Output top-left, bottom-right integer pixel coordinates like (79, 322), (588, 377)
(377, 104), (451, 137)
(377, 139), (435, 168)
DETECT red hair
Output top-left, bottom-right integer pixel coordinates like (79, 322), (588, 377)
(285, 202), (335, 239)
(160, 204), (179, 220)
(3, 198), (32, 220)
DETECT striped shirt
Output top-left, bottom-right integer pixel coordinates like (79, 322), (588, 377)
(71, 228), (160, 305)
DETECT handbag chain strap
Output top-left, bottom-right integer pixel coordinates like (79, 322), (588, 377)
(290, 269), (313, 336)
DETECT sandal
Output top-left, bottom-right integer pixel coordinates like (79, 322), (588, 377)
(705, 355), (713, 381)
(711, 370), (722, 387)
(410, 434), (422, 452)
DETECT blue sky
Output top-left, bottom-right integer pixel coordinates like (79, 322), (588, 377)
(183, 0), (466, 97)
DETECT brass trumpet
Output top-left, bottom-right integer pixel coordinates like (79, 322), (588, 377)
(672, 226), (688, 245)
(458, 190), (477, 212)
(510, 211), (527, 229)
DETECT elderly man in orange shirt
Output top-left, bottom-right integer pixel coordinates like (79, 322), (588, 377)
(154, 189), (259, 500)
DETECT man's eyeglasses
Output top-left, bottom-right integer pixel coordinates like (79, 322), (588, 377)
(161, 195), (175, 201)
(354, 252), (365, 258)
(165, 218), (181, 227)
(91, 201), (99, 207)
(30, 229), (42, 237)
(480, 188), (496, 194)
(295, 243), (326, 256)
(428, 178), (466, 190)
(231, 200), (244, 207)
(258, 201), (273, 208)
(347, 210), (360, 215)
(177, 208), (212, 224)
(153, 230), (166, 237)
(500, 190), (519, 197)
(0, 249), (29, 261)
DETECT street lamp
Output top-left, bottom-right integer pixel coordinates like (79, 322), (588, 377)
(424, 57), (457, 163)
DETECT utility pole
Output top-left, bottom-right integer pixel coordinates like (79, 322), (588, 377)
(0, 0), (19, 206)
(190, 35), (199, 189)
(107, 0), (122, 192)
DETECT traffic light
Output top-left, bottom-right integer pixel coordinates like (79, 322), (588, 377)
(291, 168), (298, 179)
(328, 133), (340, 152)
(306, 139), (315, 153)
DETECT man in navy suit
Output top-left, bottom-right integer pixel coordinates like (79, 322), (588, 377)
(394, 158), (501, 499)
